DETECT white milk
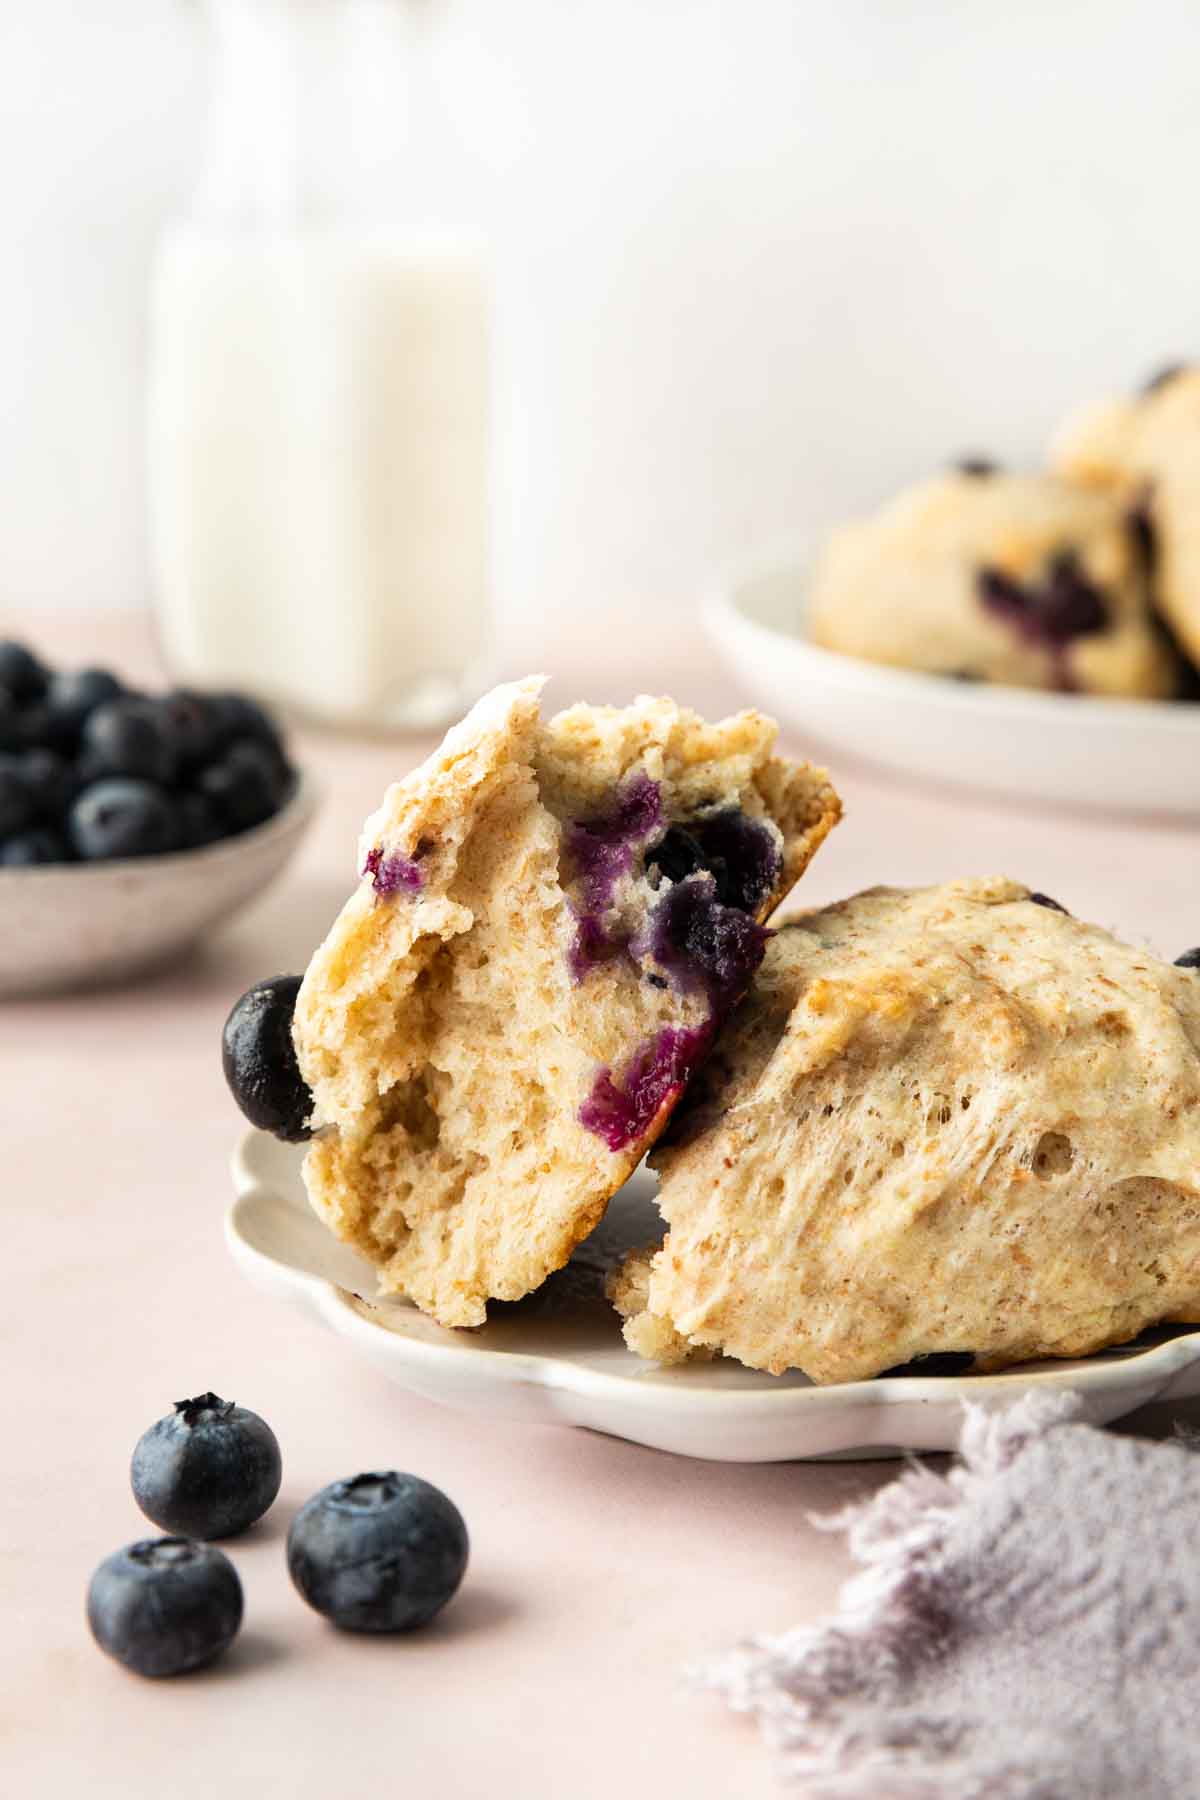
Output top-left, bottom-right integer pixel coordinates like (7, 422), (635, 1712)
(147, 228), (490, 728)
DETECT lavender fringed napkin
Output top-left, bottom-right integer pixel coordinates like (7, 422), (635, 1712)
(704, 1395), (1200, 1799)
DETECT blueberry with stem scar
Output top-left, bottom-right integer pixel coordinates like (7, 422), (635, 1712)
(87, 1538), (243, 1678)
(131, 1392), (282, 1539)
(287, 1472), (469, 1633)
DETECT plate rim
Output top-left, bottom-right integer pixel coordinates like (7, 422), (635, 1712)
(228, 1130), (1200, 1419)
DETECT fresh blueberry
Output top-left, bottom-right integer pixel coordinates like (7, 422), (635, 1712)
(9, 700), (69, 752)
(210, 692), (285, 757)
(81, 698), (177, 786)
(222, 975), (313, 1142)
(0, 755), (35, 837)
(0, 826), (70, 866)
(131, 1392), (282, 1540)
(44, 667), (124, 740)
(1174, 949), (1200, 969)
(156, 690), (224, 774)
(176, 791), (222, 851)
(0, 685), (22, 751)
(68, 779), (176, 860)
(18, 747), (72, 818)
(0, 640), (48, 703)
(287, 1472), (469, 1633)
(1029, 892), (1068, 914)
(199, 739), (290, 834)
(87, 1538), (242, 1678)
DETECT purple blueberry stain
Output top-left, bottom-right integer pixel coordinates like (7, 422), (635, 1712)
(564, 773), (662, 979)
(686, 811), (781, 915)
(567, 795), (779, 1148)
(363, 843), (424, 898)
(977, 553), (1110, 691)
(639, 874), (771, 1015)
(579, 1024), (713, 1153)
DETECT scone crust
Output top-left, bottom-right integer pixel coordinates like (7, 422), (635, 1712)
(293, 677), (840, 1328)
(808, 469), (1176, 698)
(1052, 368), (1200, 668)
(615, 878), (1200, 1382)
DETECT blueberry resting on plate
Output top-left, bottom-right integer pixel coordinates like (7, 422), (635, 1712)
(287, 1472), (469, 1633)
(87, 1538), (242, 1678)
(131, 1392), (282, 1540)
(222, 974), (314, 1142)
(1175, 949), (1200, 970)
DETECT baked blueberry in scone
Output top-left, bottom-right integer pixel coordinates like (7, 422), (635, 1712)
(1051, 363), (1200, 679)
(279, 678), (839, 1327)
(610, 878), (1200, 1383)
(807, 468), (1178, 697)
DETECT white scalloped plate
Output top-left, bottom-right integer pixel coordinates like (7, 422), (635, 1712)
(227, 1131), (1200, 1462)
(706, 537), (1200, 816)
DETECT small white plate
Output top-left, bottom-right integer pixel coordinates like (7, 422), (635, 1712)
(227, 1130), (1200, 1462)
(0, 774), (318, 998)
(706, 539), (1200, 816)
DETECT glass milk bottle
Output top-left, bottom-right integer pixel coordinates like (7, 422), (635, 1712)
(147, 0), (492, 730)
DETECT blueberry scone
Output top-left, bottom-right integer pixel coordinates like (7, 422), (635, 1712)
(610, 879), (1200, 1383)
(807, 467), (1177, 697)
(1052, 363), (1200, 671)
(227, 678), (839, 1328)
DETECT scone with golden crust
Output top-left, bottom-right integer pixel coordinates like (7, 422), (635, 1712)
(1052, 364), (1200, 670)
(610, 878), (1200, 1383)
(808, 467), (1176, 697)
(293, 677), (839, 1328)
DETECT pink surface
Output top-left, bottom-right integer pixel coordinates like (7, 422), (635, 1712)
(5, 612), (1199, 1799)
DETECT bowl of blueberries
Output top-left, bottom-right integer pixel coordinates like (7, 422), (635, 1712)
(0, 638), (316, 997)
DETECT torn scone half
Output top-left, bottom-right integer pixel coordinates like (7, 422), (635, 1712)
(611, 878), (1200, 1383)
(289, 677), (840, 1327)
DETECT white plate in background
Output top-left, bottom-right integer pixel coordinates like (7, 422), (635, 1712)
(227, 1131), (1200, 1463)
(706, 539), (1200, 816)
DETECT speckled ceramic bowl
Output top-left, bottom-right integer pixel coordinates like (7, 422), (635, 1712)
(0, 773), (317, 997)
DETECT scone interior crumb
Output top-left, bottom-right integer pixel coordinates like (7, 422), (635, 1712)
(292, 678), (840, 1328)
